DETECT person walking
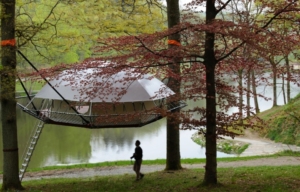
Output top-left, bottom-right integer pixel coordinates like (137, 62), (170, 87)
(130, 140), (144, 181)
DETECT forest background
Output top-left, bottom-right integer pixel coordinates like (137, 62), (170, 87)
(15, 0), (167, 69)
(1, 0), (300, 190)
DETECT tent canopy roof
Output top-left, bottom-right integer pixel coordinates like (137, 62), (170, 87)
(35, 68), (174, 102)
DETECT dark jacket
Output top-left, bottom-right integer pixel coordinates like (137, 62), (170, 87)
(133, 146), (143, 160)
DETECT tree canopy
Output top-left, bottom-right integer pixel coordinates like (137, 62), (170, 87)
(4, 0), (300, 188)
(42, 0), (298, 185)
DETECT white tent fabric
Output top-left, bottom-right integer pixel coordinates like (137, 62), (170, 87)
(34, 68), (174, 102)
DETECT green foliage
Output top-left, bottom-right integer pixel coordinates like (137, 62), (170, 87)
(62, 51), (80, 64)
(16, 0), (166, 70)
(15, 79), (44, 92)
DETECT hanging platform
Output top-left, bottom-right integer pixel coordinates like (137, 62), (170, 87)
(17, 100), (186, 128)
(18, 68), (186, 128)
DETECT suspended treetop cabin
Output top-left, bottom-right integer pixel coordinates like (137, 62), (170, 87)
(18, 66), (187, 128)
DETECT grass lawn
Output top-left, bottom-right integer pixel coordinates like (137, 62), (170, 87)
(20, 166), (300, 192)
(22, 150), (300, 173)
(1, 151), (300, 192)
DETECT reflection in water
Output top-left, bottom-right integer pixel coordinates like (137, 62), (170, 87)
(0, 106), (232, 172)
(89, 119), (234, 163)
(0, 80), (299, 172)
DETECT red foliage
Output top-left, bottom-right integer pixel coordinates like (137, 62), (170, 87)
(26, 0), (300, 137)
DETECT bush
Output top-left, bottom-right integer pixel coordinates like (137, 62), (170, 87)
(191, 133), (249, 155)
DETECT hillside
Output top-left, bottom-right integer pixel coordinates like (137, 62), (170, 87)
(257, 93), (300, 146)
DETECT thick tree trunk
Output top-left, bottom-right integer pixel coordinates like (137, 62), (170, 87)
(165, 0), (182, 170)
(203, 0), (217, 185)
(1, 0), (24, 190)
(251, 70), (260, 113)
(204, 63), (217, 184)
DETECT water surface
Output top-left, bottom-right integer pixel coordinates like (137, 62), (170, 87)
(0, 77), (299, 171)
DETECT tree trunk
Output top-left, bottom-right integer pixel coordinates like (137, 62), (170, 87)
(285, 56), (290, 102)
(204, 63), (217, 185)
(238, 69), (243, 122)
(282, 73), (286, 105)
(1, 0), (24, 190)
(165, 0), (182, 170)
(251, 70), (260, 113)
(271, 61), (277, 107)
(203, 0), (217, 185)
(246, 70), (251, 117)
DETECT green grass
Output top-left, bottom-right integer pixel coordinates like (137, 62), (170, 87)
(1, 152), (300, 191)
(20, 150), (300, 173)
(15, 81), (44, 93)
(15, 165), (300, 192)
(255, 94), (300, 146)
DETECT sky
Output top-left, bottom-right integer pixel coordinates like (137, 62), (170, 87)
(180, 0), (194, 6)
(160, 0), (205, 11)
(160, 0), (192, 7)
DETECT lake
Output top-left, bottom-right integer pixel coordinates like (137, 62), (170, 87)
(0, 100), (234, 171)
(0, 76), (299, 171)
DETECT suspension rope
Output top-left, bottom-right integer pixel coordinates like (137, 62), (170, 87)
(17, 75), (38, 114)
(17, 50), (90, 125)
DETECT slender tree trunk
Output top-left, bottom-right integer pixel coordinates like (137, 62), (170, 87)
(251, 70), (260, 113)
(246, 70), (251, 117)
(238, 70), (243, 122)
(203, 0), (218, 185)
(1, 0), (24, 190)
(285, 56), (290, 102)
(271, 61), (278, 107)
(282, 73), (286, 105)
(165, 0), (181, 170)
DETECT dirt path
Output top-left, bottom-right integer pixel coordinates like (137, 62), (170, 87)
(1, 130), (300, 182)
(16, 156), (300, 182)
(224, 130), (300, 156)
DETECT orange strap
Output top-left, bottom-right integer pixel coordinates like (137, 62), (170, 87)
(1, 39), (16, 46)
(168, 40), (181, 46)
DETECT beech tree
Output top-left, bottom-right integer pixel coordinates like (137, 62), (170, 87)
(165, 0), (182, 170)
(1, 0), (74, 189)
(1, 0), (69, 189)
(33, 0), (300, 186)
(223, 0), (264, 117)
(266, 21), (299, 106)
(1, 0), (24, 190)
(194, 0), (298, 184)
(1, 1), (166, 189)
